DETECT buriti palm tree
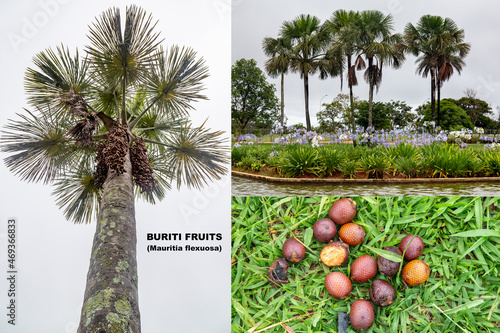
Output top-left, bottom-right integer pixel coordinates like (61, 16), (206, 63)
(280, 14), (333, 131)
(327, 9), (363, 144)
(404, 15), (470, 126)
(1, 6), (227, 332)
(358, 10), (405, 129)
(262, 36), (292, 127)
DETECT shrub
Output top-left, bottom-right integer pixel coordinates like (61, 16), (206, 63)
(339, 160), (358, 179)
(318, 147), (344, 176)
(359, 153), (390, 178)
(277, 146), (323, 177)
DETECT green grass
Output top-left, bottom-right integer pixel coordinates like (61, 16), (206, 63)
(231, 197), (500, 333)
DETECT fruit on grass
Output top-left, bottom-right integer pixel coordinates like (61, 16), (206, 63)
(402, 259), (430, 286)
(377, 246), (403, 276)
(320, 241), (349, 267)
(349, 300), (374, 331)
(313, 218), (337, 243)
(328, 198), (357, 225)
(369, 279), (396, 307)
(338, 223), (366, 246)
(398, 234), (424, 261)
(267, 258), (289, 286)
(282, 237), (306, 263)
(351, 255), (377, 283)
(325, 271), (352, 299)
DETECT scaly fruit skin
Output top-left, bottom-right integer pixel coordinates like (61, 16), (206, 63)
(402, 259), (430, 286)
(267, 258), (289, 286)
(369, 279), (396, 307)
(399, 234), (424, 261)
(351, 255), (377, 283)
(320, 241), (350, 267)
(328, 198), (357, 225)
(339, 223), (366, 246)
(282, 238), (306, 263)
(377, 246), (402, 276)
(349, 300), (374, 331)
(325, 271), (352, 299)
(313, 218), (337, 243)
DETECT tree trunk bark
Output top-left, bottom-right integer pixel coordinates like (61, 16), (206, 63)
(437, 74), (441, 128)
(368, 58), (374, 130)
(280, 72), (285, 127)
(348, 55), (357, 147)
(430, 67), (436, 123)
(304, 71), (311, 131)
(78, 151), (140, 333)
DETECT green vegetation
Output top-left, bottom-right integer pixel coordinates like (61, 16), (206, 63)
(231, 196), (500, 332)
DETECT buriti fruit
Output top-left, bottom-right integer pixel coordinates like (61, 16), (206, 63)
(338, 223), (366, 246)
(377, 246), (402, 276)
(350, 255), (377, 283)
(312, 218), (337, 243)
(320, 241), (349, 267)
(282, 237), (306, 263)
(349, 300), (374, 331)
(328, 198), (357, 225)
(267, 258), (289, 286)
(369, 279), (396, 307)
(325, 271), (352, 299)
(402, 259), (430, 286)
(399, 234), (424, 261)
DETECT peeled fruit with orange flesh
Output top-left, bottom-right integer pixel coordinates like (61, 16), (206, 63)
(328, 198), (357, 225)
(325, 271), (352, 299)
(349, 299), (374, 331)
(320, 241), (349, 267)
(350, 255), (377, 283)
(282, 237), (306, 263)
(312, 218), (337, 243)
(339, 223), (366, 246)
(402, 259), (430, 286)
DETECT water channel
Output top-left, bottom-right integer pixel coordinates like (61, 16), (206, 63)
(232, 176), (500, 197)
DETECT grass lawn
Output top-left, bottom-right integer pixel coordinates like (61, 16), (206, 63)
(231, 197), (500, 332)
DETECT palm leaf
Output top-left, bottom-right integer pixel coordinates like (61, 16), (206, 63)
(1, 109), (79, 184)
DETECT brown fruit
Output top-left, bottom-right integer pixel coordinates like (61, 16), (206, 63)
(267, 258), (289, 286)
(328, 198), (357, 225)
(350, 255), (377, 283)
(369, 279), (396, 307)
(349, 300), (374, 331)
(377, 246), (403, 276)
(313, 218), (337, 243)
(398, 234), (424, 261)
(402, 259), (430, 286)
(282, 237), (306, 263)
(338, 223), (366, 246)
(320, 241), (349, 267)
(325, 271), (352, 299)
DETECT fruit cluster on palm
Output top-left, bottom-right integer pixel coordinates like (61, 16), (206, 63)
(261, 10), (470, 134)
(1, 5), (227, 332)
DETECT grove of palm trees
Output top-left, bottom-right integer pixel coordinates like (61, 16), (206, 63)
(1, 5), (227, 332)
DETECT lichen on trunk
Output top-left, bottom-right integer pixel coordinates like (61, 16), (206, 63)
(78, 151), (141, 333)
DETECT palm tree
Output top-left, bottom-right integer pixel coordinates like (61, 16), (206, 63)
(262, 36), (292, 127)
(358, 10), (405, 129)
(404, 15), (470, 126)
(327, 9), (364, 144)
(1, 6), (227, 332)
(280, 14), (333, 131)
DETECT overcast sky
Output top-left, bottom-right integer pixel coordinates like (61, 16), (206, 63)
(232, 0), (500, 127)
(0, 1), (230, 332)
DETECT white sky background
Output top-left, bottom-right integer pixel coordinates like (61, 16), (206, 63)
(0, 0), (230, 332)
(232, 0), (500, 128)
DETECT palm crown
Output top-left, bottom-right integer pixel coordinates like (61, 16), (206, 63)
(1, 5), (228, 224)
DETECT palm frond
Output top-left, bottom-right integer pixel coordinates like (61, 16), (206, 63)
(52, 163), (101, 224)
(1, 109), (79, 184)
(146, 121), (228, 190)
(136, 45), (209, 126)
(24, 45), (89, 116)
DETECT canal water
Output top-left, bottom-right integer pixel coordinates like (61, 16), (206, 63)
(232, 176), (500, 197)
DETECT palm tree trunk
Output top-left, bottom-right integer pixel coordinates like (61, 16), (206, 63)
(303, 71), (311, 131)
(78, 151), (140, 333)
(280, 72), (285, 127)
(347, 55), (357, 147)
(437, 76), (441, 128)
(430, 67), (436, 123)
(368, 57), (374, 129)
